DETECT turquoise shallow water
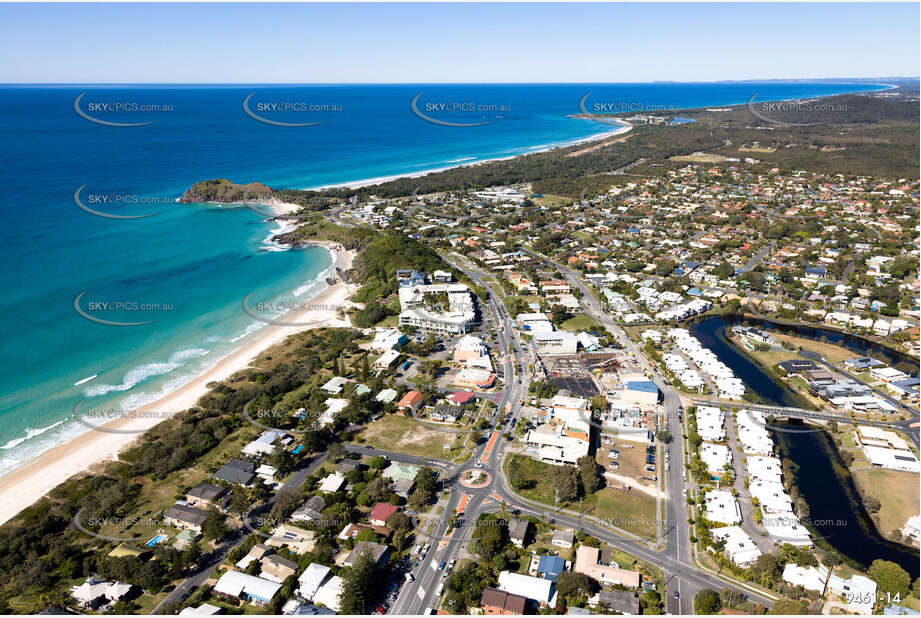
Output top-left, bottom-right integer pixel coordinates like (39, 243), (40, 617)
(0, 82), (883, 474)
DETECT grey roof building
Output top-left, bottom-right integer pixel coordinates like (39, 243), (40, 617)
(215, 459), (255, 485)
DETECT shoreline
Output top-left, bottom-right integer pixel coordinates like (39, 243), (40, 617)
(305, 123), (633, 191)
(0, 243), (358, 526)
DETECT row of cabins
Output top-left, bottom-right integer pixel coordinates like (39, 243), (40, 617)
(668, 329), (745, 399)
(737, 409), (812, 546)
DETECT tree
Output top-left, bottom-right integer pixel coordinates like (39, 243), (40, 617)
(694, 589), (722, 615)
(555, 570), (597, 602)
(554, 465), (581, 502)
(271, 445), (295, 477)
(656, 430), (672, 444)
(387, 511), (412, 535)
(750, 553), (778, 588)
(201, 509), (229, 541)
(339, 550), (378, 614)
(577, 455), (603, 495)
(368, 456), (388, 470)
(639, 589), (662, 615)
(868, 560), (911, 599)
(472, 516), (507, 560)
(270, 489), (301, 522)
(364, 477), (392, 503)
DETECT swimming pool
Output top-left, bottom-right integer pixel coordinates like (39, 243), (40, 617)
(145, 534), (168, 548)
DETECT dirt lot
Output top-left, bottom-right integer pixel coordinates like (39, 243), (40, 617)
(353, 414), (471, 460)
(597, 441), (657, 493)
(851, 467), (921, 540)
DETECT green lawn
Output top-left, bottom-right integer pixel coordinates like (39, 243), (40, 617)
(353, 414), (471, 460)
(504, 454), (659, 539)
(560, 314), (602, 332)
(582, 487), (658, 539)
(504, 454), (559, 505)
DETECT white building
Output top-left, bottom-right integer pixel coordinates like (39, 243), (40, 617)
(298, 563), (332, 601)
(370, 328), (406, 352)
(398, 283), (476, 334)
(782, 563), (829, 593)
(700, 443), (732, 476)
(311, 575), (344, 613)
(827, 573), (877, 615)
(703, 490), (741, 525)
(761, 514), (812, 546)
(214, 571), (282, 606)
(711, 526), (762, 566)
(498, 571), (555, 607)
(901, 514), (921, 543)
(532, 331), (579, 355)
(696, 406), (725, 442)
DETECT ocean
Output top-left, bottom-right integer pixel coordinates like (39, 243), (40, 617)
(0, 82), (884, 475)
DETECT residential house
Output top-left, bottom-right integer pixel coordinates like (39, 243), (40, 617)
(164, 504), (209, 532)
(213, 571), (282, 606)
(481, 587), (527, 615)
(260, 554), (299, 583)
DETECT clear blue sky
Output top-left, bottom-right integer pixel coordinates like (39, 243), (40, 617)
(1, 3), (917, 83)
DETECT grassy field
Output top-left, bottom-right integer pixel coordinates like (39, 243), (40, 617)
(504, 453), (658, 539)
(668, 153), (730, 163)
(504, 454), (558, 505)
(560, 314), (602, 332)
(772, 333), (858, 363)
(353, 414), (471, 460)
(851, 468), (920, 539)
(736, 339), (799, 367)
(582, 487), (658, 539)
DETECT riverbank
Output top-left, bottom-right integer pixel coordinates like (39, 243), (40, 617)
(771, 420), (920, 577)
(740, 312), (919, 373)
(0, 244), (358, 525)
(826, 423), (921, 549)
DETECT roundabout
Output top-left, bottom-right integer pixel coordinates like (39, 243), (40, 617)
(458, 468), (491, 488)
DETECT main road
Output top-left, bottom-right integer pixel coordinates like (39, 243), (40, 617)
(386, 250), (776, 614)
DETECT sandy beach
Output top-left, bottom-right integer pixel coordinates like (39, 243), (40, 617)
(0, 242), (358, 525)
(307, 123), (633, 191)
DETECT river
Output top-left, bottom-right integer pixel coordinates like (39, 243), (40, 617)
(689, 316), (920, 577)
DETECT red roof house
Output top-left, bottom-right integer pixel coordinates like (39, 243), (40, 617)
(369, 502), (399, 527)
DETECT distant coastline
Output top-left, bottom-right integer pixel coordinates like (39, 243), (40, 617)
(305, 122), (633, 191)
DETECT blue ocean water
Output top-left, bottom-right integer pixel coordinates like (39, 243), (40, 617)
(0, 82), (884, 474)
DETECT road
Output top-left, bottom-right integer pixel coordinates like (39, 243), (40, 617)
(151, 452), (330, 614)
(385, 250), (777, 615)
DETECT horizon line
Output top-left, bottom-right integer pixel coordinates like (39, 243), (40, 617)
(0, 77), (917, 87)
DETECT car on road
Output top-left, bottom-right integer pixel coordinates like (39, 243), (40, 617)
(674, 591), (680, 599)
(448, 559), (456, 569)
(474, 462), (484, 468)
(438, 560), (446, 571)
